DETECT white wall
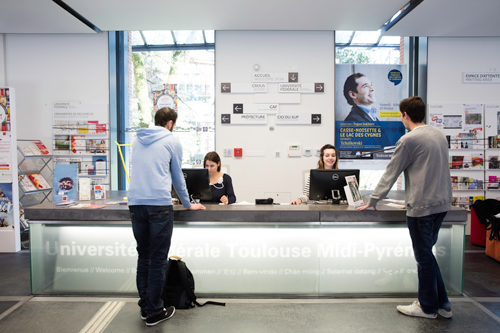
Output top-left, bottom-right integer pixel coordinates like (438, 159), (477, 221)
(215, 31), (335, 203)
(428, 37), (500, 104)
(5, 33), (109, 146)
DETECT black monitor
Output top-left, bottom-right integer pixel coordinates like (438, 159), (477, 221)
(309, 169), (360, 202)
(173, 168), (212, 203)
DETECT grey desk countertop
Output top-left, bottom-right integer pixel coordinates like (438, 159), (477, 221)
(25, 190), (467, 224)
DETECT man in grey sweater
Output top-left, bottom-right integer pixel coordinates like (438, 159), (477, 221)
(358, 96), (453, 319)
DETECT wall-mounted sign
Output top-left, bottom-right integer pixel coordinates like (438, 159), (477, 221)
(221, 114), (267, 125)
(276, 114), (321, 125)
(233, 103), (279, 114)
(463, 73), (500, 84)
(278, 83), (324, 93)
(252, 72), (299, 83)
(221, 83), (267, 93)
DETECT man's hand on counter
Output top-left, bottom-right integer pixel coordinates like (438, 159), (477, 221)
(357, 204), (378, 211)
(188, 203), (206, 210)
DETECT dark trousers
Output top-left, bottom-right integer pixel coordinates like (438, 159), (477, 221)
(129, 205), (174, 317)
(407, 212), (451, 314)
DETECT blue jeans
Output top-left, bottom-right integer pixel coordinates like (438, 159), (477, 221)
(129, 205), (174, 317)
(407, 212), (451, 314)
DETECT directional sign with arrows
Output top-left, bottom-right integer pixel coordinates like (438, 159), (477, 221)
(222, 114), (267, 125)
(221, 83), (267, 93)
(252, 72), (288, 83)
(232, 103), (279, 114)
(288, 72), (298, 82)
(276, 114), (322, 125)
(278, 83), (324, 93)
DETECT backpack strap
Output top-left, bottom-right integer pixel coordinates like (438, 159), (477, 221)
(177, 260), (197, 300)
(194, 300), (226, 307)
(177, 261), (225, 307)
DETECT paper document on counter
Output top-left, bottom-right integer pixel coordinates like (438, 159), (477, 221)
(231, 201), (254, 205)
(384, 203), (406, 209)
(383, 198), (405, 204)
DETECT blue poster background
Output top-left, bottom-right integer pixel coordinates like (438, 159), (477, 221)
(52, 164), (78, 203)
(335, 64), (407, 159)
(335, 120), (405, 151)
(0, 183), (14, 227)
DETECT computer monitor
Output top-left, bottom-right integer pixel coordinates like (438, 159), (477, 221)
(173, 168), (212, 203)
(309, 169), (360, 202)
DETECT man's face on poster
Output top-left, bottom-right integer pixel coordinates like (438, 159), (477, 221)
(350, 76), (375, 107)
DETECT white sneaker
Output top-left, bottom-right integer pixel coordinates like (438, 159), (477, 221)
(397, 301), (437, 319)
(438, 307), (452, 318)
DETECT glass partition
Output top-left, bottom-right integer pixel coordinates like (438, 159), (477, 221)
(30, 222), (464, 296)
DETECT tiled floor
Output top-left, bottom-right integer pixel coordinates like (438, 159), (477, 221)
(1, 236), (500, 332)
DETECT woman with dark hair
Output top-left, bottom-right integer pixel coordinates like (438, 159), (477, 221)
(203, 151), (236, 205)
(290, 144), (339, 205)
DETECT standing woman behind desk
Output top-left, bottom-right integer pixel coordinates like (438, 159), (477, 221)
(203, 152), (236, 205)
(290, 144), (339, 205)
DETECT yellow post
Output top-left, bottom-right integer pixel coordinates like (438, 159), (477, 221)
(115, 141), (132, 185)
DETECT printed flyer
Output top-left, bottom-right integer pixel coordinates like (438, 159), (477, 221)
(335, 64), (407, 160)
(0, 183), (14, 227)
(52, 164), (78, 203)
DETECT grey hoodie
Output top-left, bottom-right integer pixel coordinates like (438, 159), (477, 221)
(368, 125), (452, 217)
(128, 126), (190, 208)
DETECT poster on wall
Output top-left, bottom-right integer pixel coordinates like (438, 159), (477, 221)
(0, 183), (14, 228)
(335, 64), (407, 160)
(152, 84), (178, 112)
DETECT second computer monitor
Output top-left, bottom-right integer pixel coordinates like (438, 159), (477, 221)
(309, 169), (360, 202)
(181, 168), (212, 202)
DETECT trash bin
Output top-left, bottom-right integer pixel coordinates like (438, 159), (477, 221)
(470, 207), (486, 246)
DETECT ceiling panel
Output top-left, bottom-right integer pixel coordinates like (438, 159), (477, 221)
(0, 0), (95, 34)
(384, 0), (500, 37)
(64, 0), (407, 32)
(2, 0), (499, 37)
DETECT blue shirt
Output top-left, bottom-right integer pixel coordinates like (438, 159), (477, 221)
(357, 105), (378, 121)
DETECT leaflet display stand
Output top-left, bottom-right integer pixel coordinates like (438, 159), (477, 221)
(0, 87), (20, 253)
(52, 102), (110, 196)
(17, 139), (53, 246)
(428, 104), (485, 211)
(484, 105), (500, 199)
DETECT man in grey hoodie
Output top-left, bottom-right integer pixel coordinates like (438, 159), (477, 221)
(358, 96), (453, 319)
(128, 107), (205, 327)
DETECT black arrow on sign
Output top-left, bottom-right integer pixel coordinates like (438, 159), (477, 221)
(221, 83), (231, 93)
(233, 104), (243, 113)
(288, 72), (298, 82)
(312, 114), (322, 124)
(315, 83), (324, 92)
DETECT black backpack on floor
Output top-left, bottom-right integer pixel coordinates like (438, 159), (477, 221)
(161, 256), (225, 309)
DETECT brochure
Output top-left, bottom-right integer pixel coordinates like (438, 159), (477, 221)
(52, 164), (78, 203)
(344, 175), (363, 207)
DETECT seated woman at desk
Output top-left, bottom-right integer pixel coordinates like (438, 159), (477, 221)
(203, 151), (236, 205)
(290, 144), (338, 205)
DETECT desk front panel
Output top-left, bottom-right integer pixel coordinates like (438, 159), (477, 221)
(30, 221), (464, 296)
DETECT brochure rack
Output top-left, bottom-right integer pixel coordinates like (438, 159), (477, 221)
(17, 139), (53, 207)
(0, 87), (20, 252)
(428, 103), (500, 210)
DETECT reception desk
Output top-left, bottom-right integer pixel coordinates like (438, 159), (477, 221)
(26, 191), (467, 297)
